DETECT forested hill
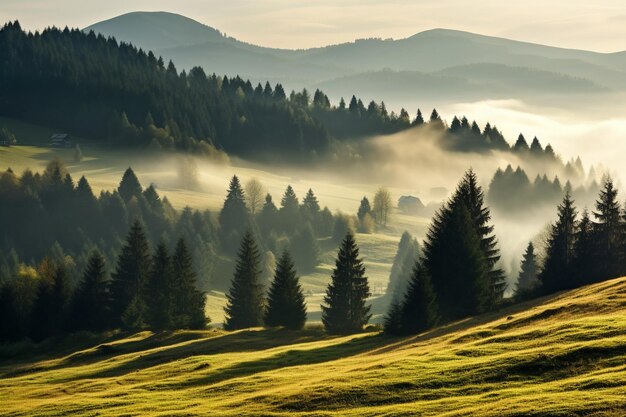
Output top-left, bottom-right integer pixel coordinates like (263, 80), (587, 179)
(0, 21), (412, 158)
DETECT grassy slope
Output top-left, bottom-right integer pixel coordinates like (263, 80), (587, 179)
(2, 277), (626, 416)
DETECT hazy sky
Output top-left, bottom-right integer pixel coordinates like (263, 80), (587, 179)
(2, 0), (626, 51)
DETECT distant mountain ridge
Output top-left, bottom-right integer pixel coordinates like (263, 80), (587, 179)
(85, 12), (626, 105)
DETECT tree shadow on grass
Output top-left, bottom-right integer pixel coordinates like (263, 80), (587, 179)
(60, 327), (380, 381)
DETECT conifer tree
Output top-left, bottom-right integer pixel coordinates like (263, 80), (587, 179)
(572, 209), (594, 286)
(224, 230), (265, 330)
(413, 109), (424, 126)
(394, 262), (437, 335)
(423, 199), (490, 320)
(145, 242), (174, 330)
(454, 169), (506, 306)
(70, 250), (110, 331)
(593, 177), (623, 280)
(383, 300), (403, 335)
(118, 167), (142, 202)
(357, 196), (372, 221)
(516, 242), (539, 296)
(540, 193), (577, 294)
(219, 175), (250, 254)
(172, 238), (207, 329)
(386, 231), (419, 302)
(321, 233), (371, 334)
(109, 220), (152, 327)
(301, 188), (321, 229)
(280, 185), (300, 234)
(289, 223), (320, 272)
(258, 193), (278, 235)
(264, 251), (307, 329)
(30, 261), (71, 341)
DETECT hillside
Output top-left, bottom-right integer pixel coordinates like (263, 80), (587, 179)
(85, 12), (626, 104)
(2, 276), (625, 416)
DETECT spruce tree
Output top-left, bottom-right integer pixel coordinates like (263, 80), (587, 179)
(413, 109), (424, 125)
(289, 223), (320, 272)
(593, 177), (622, 280)
(109, 220), (152, 327)
(280, 185), (300, 235)
(540, 193), (577, 294)
(516, 242), (539, 296)
(357, 197), (372, 221)
(70, 250), (110, 331)
(383, 300), (403, 335)
(386, 231), (419, 302)
(172, 238), (207, 329)
(219, 175), (250, 255)
(264, 251), (307, 330)
(258, 193), (278, 236)
(118, 167), (142, 202)
(321, 232), (371, 334)
(224, 230), (265, 330)
(395, 261), (437, 335)
(423, 199), (490, 320)
(454, 169), (506, 307)
(301, 189), (321, 230)
(145, 242), (174, 330)
(30, 262), (71, 341)
(572, 209), (594, 286)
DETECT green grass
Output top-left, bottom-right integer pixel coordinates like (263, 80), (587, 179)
(2, 277), (626, 416)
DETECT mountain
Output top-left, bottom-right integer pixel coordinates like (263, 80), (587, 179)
(85, 12), (626, 106)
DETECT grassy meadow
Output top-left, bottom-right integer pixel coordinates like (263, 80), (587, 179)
(2, 276), (626, 416)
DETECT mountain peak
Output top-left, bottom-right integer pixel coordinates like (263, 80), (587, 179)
(84, 11), (225, 52)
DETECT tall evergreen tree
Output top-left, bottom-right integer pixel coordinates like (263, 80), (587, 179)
(357, 197), (372, 221)
(321, 233), (371, 334)
(118, 167), (142, 202)
(572, 209), (594, 286)
(258, 193), (279, 236)
(539, 193), (577, 294)
(516, 242), (539, 296)
(593, 177), (623, 280)
(224, 230), (265, 330)
(109, 220), (152, 327)
(392, 261), (437, 335)
(172, 238), (207, 329)
(423, 198), (491, 320)
(413, 109), (424, 125)
(264, 251), (307, 330)
(386, 231), (420, 302)
(70, 250), (110, 331)
(280, 185), (300, 234)
(453, 169), (506, 307)
(301, 188), (321, 229)
(145, 242), (174, 330)
(219, 175), (250, 254)
(30, 261), (71, 341)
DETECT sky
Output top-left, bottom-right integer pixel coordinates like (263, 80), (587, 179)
(2, 0), (626, 52)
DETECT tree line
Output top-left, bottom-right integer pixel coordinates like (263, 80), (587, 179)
(515, 177), (626, 297)
(0, 221), (206, 342)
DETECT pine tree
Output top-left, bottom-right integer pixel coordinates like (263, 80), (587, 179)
(118, 167), (142, 202)
(30, 261), (71, 341)
(357, 197), (372, 221)
(258, 193), (278, 236)
(224, 230), (265, 330)
(383, 300), (403, 335)
(109, 220), (152, 327)
(280, 185), (300, 235)
(289, 223), (320, 272)
(423, 199), (491, 320)
(453, 169), (506, 306)
(516, 242), (539, 296)
(386, 231), (419, 302)
(321, 233), (371, 334)
(540, 193), (577, 294)
(593, 177), (623, 280)
(572, 209), (594, 286)
(301, 188), (321, 229)
(172, 238), (207, 329)
(70, 250), (110, 331)
(413, 109), (424, 126)
(394, 261), (437, 335)
(219, 175), (250, 254)
(264, 251), (307, 330)
(145, 242), (174, 330)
